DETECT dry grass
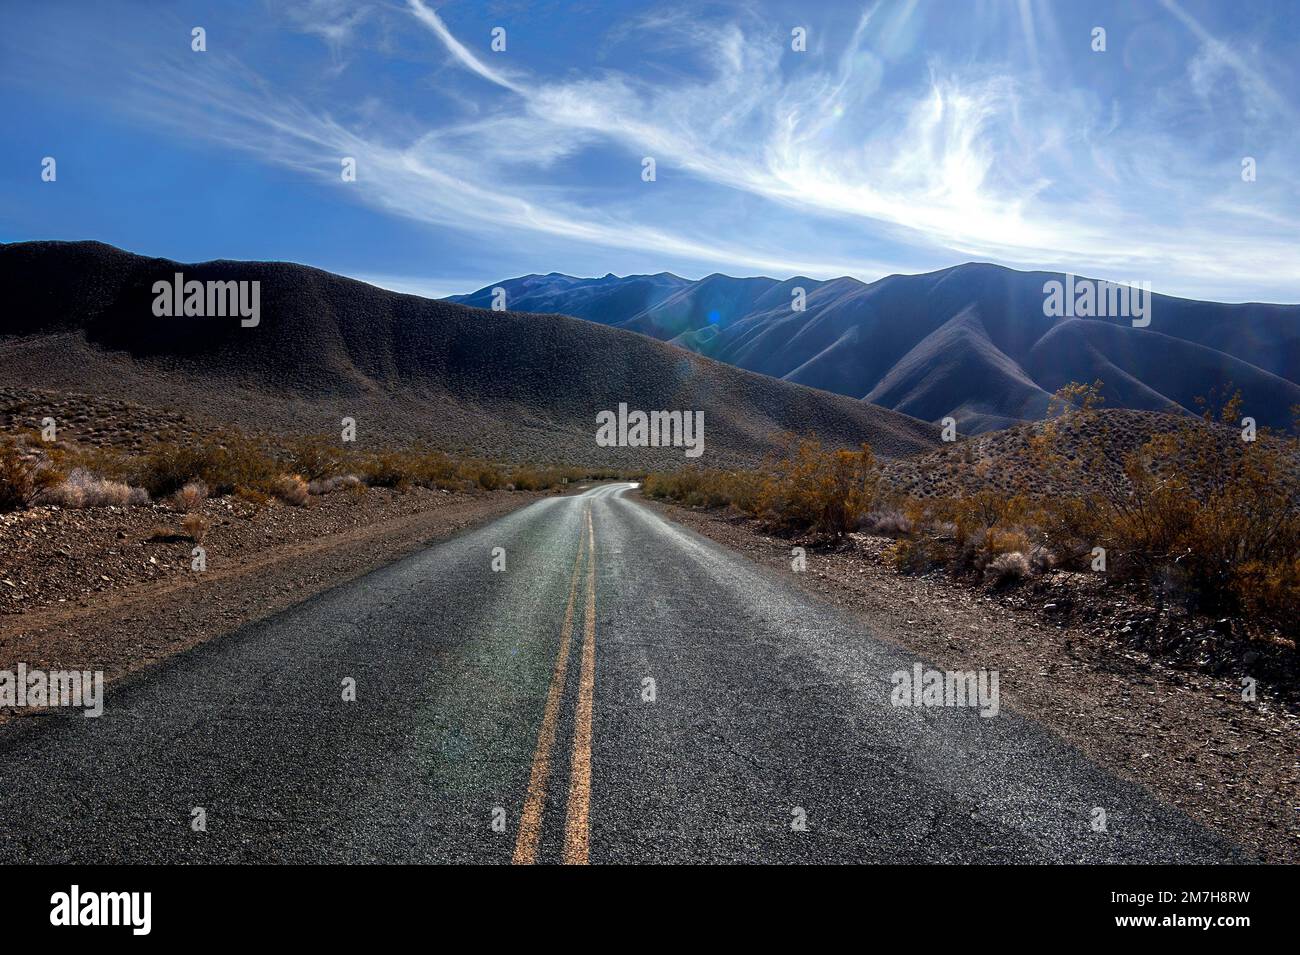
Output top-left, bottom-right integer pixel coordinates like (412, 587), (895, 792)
(36, 468), (147, 508)
(136, 433), (278, 498)
(284, 435), (345, 482)
(271, 474), (309, 507)
(308, 474), (362, 495)
(1, 427), (608, 517)
(171, 480), (209, 512)
(646, 436), (877, 537)
(359, 449), (460, 491)
(647, 384), (1300, 647)
(984, 551), (1033, 588)
(643, 469), (755, 509)
(0, 439), (62, 512)
(181, 513), (209, 543)
(1021, 383), (1300, 627)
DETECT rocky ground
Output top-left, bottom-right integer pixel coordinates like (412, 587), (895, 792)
(0, 484), (549, 711)
(0, 384), (206, 452)
(647, 495), (1300, 864)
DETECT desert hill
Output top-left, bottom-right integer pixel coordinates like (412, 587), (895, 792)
(0, 241), (939, 466)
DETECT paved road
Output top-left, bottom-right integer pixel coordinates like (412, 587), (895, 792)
(0, 484), (1242, 863)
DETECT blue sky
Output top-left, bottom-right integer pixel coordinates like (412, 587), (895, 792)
(1, 0), (1297, 302)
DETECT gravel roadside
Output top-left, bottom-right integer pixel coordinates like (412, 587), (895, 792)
(0, 486), (549, 712)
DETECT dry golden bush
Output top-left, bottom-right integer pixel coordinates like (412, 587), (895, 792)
(234, 486), (272, 507)
(271, 474), (310, 506)
(643, 469), (759, 509)
(38, 468), (139, 508)
(181, 512), (209, 542)
(645, 381), (1300, 637)
(1023, 381), (1300, 632)
(754, 437), (879, 537)
(284, 435), (347, 482)
(360, 449), (465, 491)
(171, 480), (209, 512)
(647, 437), (879, 538)
(0, 439), (62, 512)
(137, 434), (278, 497)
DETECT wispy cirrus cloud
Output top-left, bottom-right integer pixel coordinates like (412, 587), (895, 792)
(114, 43), (900, 279)
(394, 0), (1299, 296)
(3, 0), (1297, 301)
(405, 0), (523, 94)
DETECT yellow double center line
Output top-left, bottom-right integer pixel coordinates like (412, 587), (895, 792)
(513, 504), (597, 865)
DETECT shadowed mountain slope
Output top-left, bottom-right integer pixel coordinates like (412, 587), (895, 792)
(453, 265), (1300, 434)
(0, 241), (939, 466)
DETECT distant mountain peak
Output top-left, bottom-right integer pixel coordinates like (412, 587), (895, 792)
(451, 263), (1300, 434)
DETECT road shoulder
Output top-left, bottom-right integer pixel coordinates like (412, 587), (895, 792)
(643, 493), (1299, 864)
(0, 486), (547, 714)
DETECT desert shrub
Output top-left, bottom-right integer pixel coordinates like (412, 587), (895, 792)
(1152, 435), (1300, 623)
(1234, 557), (1300, 625)
(984, 551), (1032, 588)
(937, 491), (1031, 543)
(902, 490), (1037, 574)
(473, 464), (504, 491)
(756, 437), (879, 537)
(137, 441), (219, 497)
(359, 451), (411, 490)
(234, 486), (272, 507)
(889, 536), (948, 575)
(860, 508), (912, 536)
(509, 466), (581, 492)
(1023, 381), (1300, 637)
(138, 434), (278, 497)
(0, 440), (61, 512)
(1033, 495), (1096, 568)
(37, 468), (140, 508)
(644, 469), (738, 508)
(410, 451), (461, 488)
(724, 472), (766, 515)
(271, 474), (309, 506)
(643, 470), (693, 502)
(508, 467), (548, 492)
(308, 474), (363, 495)
(284, 435), (347, 482)
(645, 440), (877, 535)
(172, 480), (209, 512)
(223, 435), (283, 493)
(972, 525), (1035, 574)
(61, 445), (135, 483)
(359, 450), (461, 490)
(181, 513), (209, 542)
(1027, 544), (1056, 575)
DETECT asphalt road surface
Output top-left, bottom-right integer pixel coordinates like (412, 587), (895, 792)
(0, 484), (1243, 863)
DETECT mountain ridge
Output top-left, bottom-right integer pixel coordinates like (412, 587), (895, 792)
(0, 240), (940, 465)
(451, 266), (1300, 433)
